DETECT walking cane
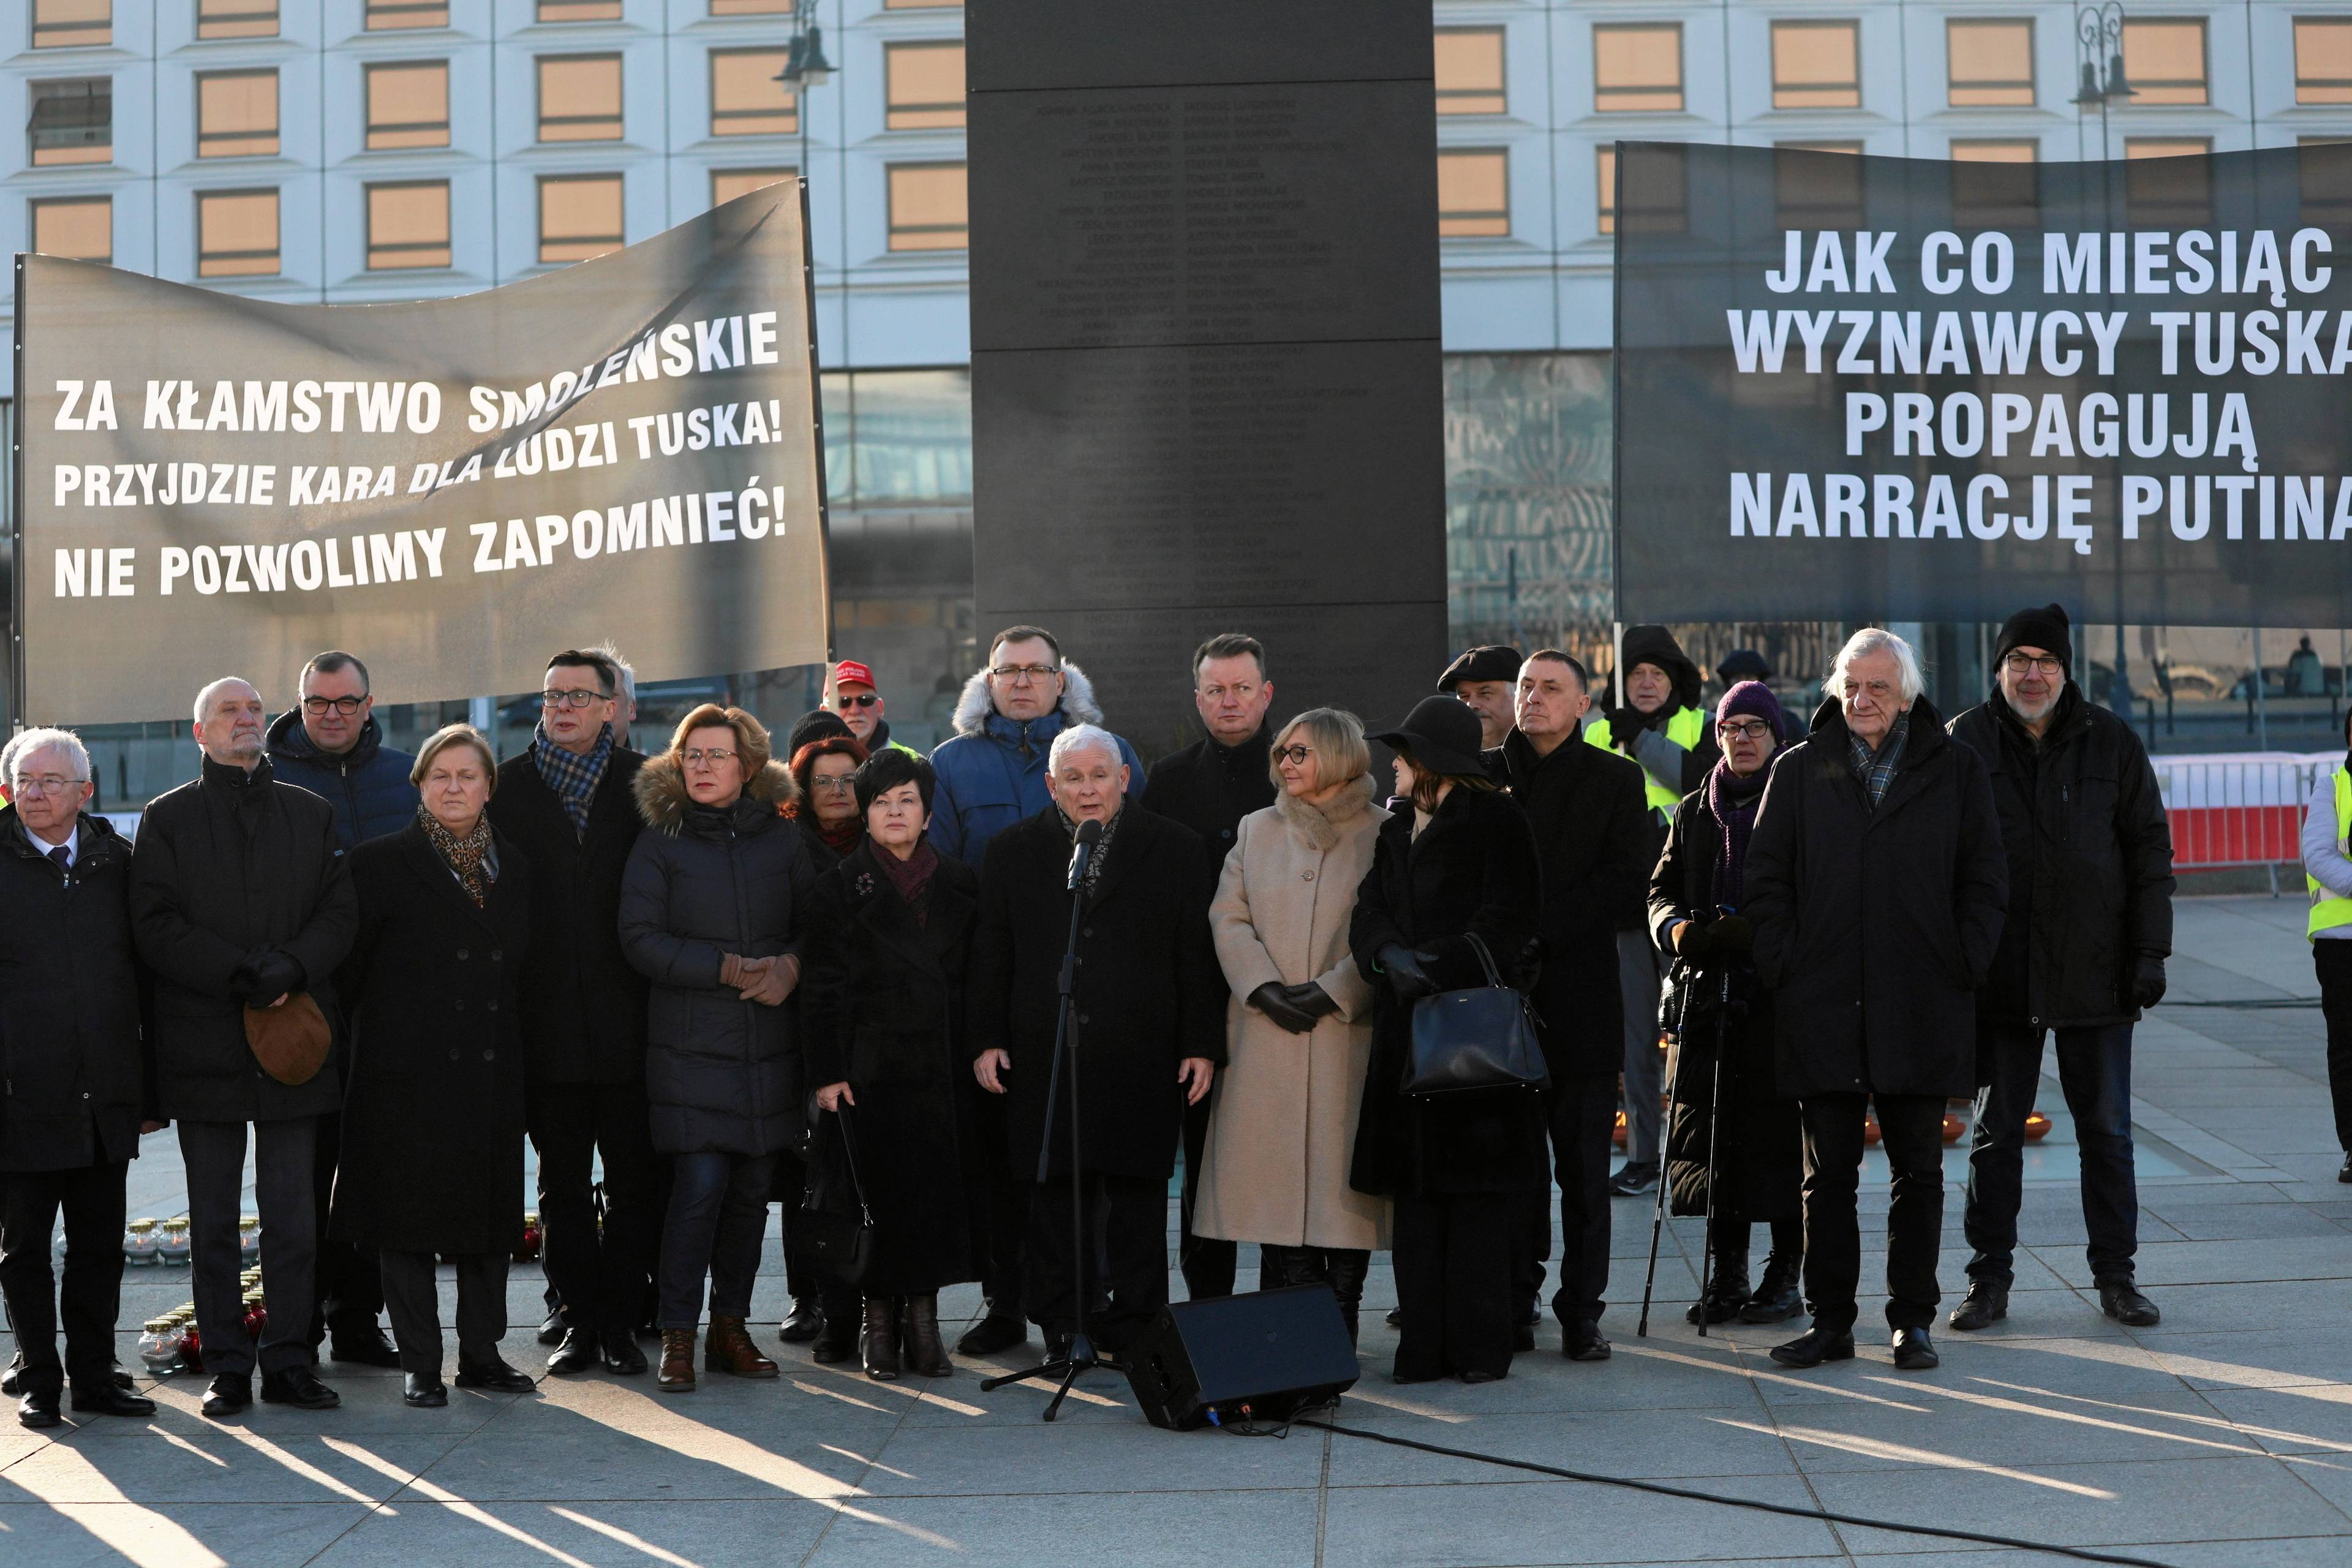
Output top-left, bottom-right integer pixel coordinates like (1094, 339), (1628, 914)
(1695, 959), (1736, 1338)
(1636, 963), (1692, 1337)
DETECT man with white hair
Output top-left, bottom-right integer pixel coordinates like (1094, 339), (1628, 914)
(968, 723), (1224, 1360)
(130, 678), (356, 1419)
(1744, 629), (2006, 1373)
(0, 728), (159, 1429)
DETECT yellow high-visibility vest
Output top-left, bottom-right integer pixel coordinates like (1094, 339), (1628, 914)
(1585, 704), (1707, 815)
(2309, 766), (2352, 940)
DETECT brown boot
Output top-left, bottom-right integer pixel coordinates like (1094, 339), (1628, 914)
(900, 1293), (952, 1377)
(705, 1315), (778, 1379)
(657, 1329), (697, 1393)
(861, 1297), (902, 1381)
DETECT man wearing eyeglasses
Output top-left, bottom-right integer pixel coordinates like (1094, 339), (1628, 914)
(831, 660), (919, 760)
(264, 650), (418, 1372)
(486, 649), (660, 1379)
(1947, 605), (2174, 1336)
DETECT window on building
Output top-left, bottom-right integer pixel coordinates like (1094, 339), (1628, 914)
(1771, 20), (1861, 109)
(1947, 18), (2034, 107)
(887, 162), (967, 251)
(197, 70), (279, 159)
(1593, 24), (1681, 113)
(197, 188), (280, 277)
(540, 173), (624, 263)
(885, 42), (965, 130)
(710, 50), (796, 136)
(366, 61), (450, 149)
(2126, 138), (2213, 225)
(1434, 28), (1507, 115)
(198, 0), (279, 39)
(30, 195), (110, 261)
(28, 78), (110, 166)
(538, 55), (623, 141)
(1438, 148), (1509, 237)
(1597, 143), (1687, 235)
(2299, 136), (2352, 222)
(31, 0), (108, 48)
(1776, 141), (1864, 227)
(1950, 140), (2038, 227)
(712, 167), (796, 208)
(367, 181), (451, 270)
(366, 1), (448, 29)
(2296, 18), (2352, 105)
(884, 0), (960, 9)
(2122, 18), (2207, 106)
(540, 1), (623, 19)
(710, 0), (791, 13)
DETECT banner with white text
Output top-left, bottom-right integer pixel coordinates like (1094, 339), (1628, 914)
(1613, 141), (2352, 627)
(12, 181), (829, 725)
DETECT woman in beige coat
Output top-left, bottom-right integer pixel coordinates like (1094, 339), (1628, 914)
(1196, 707), (1391, 1342)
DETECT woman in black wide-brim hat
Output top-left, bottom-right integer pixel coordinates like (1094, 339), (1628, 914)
(1347, 696), (1544, 1384)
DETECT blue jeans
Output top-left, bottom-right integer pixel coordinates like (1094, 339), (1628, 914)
(657, 1152), (775, 1329)
(1964, 1020), (2139, 1289)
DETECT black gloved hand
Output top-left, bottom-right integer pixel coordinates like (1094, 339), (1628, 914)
(1250, 982), (1319, 1035)
(1709, 914), (1754, 956)
(234, 949), (305, 1006)
(1672, 921), (1713, 961)
(1378, 945), (1439, 1001)
(1605, 707), (1642, 749)
(1281, 982), (1339, 1021)
(2133, 953), (2167, 1010)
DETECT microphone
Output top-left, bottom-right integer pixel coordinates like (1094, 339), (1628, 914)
(1066, 816), (1104, 891)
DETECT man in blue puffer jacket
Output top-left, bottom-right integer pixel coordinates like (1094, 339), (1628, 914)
(927, 625), (1144, 867)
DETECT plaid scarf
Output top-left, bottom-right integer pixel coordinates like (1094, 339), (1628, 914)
(532, 722), (613, 840)
(1056, 802), (1125, 895)
(1846, 708), (1910, 810)
(421, 807), (496, 906)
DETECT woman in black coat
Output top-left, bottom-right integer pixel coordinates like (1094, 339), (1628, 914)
(620, 704), (815, 1393)
(1647, 683), (1805, 1329)
(331, 725), (535, 1408)
(1349, 697), (1544, 1384)
(803, 750), (978, 1381)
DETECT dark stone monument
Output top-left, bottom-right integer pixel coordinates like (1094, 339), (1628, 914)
(967, 0), (1446, 754)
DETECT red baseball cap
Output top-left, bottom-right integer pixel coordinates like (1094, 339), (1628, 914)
(832, 660), (876, 690)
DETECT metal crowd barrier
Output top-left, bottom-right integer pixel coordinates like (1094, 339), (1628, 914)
(2152, 752), (2335, 889)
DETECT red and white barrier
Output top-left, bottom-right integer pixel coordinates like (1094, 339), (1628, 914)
(2152, 752), (2337, 869)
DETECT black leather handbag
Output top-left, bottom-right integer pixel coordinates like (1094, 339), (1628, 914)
(798, 1101), (875, 1287)
(1401, 932), (1551, 1097)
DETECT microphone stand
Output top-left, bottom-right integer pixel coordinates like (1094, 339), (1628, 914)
(981, 831), (1098, 1421)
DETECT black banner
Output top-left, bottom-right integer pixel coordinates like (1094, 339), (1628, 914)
(12, 183), (829, 725)
(1615, 141), (2352, 628)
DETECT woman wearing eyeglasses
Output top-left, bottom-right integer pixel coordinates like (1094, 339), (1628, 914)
(620, 704), (816, 1393)
(1193, 709), (1390, 1343)
(784, 735), (870, 873)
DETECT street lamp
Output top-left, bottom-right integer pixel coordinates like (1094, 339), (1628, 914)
(775, 0), (834, 91)
(2073, 4), (2135, 161)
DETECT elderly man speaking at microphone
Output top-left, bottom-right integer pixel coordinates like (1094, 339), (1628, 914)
(968, 725), (1224, 1361)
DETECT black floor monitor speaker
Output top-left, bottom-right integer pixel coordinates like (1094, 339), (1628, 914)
(1123, 1284), (1360, 1431)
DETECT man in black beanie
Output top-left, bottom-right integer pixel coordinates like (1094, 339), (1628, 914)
(1947, 604), (2175, 1333)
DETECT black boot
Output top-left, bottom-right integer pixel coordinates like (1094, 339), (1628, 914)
(1328, 1250), (1370, 1348)
(1741, 1250), (1805, 1324)
(1685, 1246), (1751, 1325)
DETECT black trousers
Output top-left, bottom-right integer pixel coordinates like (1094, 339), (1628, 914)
(1393, 1193), (1513, 1380)
(2320, 941), (2352, 1151)
(965, 1080), (1029, 1321)
(1966, 1020), (2140, 1289)
(1178, 1095), (1236, 1300)
(529, 1080), (665, 1336)
(1798, 1093), (1947, 1335)
(0, 1156), (127, 1395)
(179, 1117), (317, 1378)
(379, 1250), (510, 1377)
(309, 1110), (383, 1343)
(1023, 1172), (1164, 1348)
(1518, 1072), (1617, 1327)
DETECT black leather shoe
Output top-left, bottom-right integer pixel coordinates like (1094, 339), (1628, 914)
(17, 1389), (61, 1429)
(2339, 1152), (2351, 1184)
(546, 1327), (601, 1374)
(1892, 1326), (1940, 1371)
(1564, 1319), (1611, 1362)
(202, 1373), (252, 1419)
(455, 1357), (537, 1393)
(1606, 1161), (1659, 1198)
(69, 1384), (155, 1419)
(811, 1316), (857, 1364)
(1523, 1301), (1542, 1326)
(330, 1327), (402, 1368)
(403, 1374), (448, 1408)
(2098, 1281), (2162, 1327)
(601, 1330), (648, 1374)
(111, 1362), (134, 1391)
(777, 1298), (823, 1343)
(537, 1307), (567, 1347)
(1512, 1321), (1536, 1352)
(954, 1314), (1027, 1358)
(1459, 1368), (1503, 1385)
(0, 1353), (17, 1396)
(1769, 1327), (1855, 1368)
(1384, 1306), (1403, 1329)
(260, 1368), (340, 1409)
(1948, 1282), (2008, 1332)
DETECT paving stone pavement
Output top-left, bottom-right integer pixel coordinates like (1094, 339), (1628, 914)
(4, 895), (2349, 1566)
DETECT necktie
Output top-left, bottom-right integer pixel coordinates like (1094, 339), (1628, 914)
(48, 845), (70, 875)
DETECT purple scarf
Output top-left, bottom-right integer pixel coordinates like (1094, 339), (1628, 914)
(1705, 760), (1770, 911)
(877, 837), (940, 925)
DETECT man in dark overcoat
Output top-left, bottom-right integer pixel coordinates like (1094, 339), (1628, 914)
(1491, 652), (1649, 1362)
(130, 677), (356, 1419)
(970, 725), (1225, 1357)
(486, 649), (658, 1376)
(1746, 629), (2006, 1373)
(1948, 605), (2174, 1333)
(0, 728), (158, 1429)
